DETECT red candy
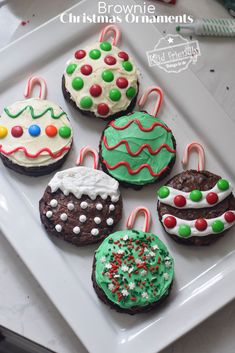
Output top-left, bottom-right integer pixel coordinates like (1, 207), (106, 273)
(104, 55), (117, 65)
(45, 125), (57, 137)
(164, 216), (177, 229)
(89, 84), (102, 97)
(116, 77), (128, 89)
(174, 195), (186, 207)
(118, 51), (129, 61)
(11, 126), (23, 138)
(81, 64), (92, 76)
(75, 50), (86, 59)
(195, 218), (207, 231)
(97, 103), (109, 116)
(224, 211), (235, 223)
(206, 192), (218, 205)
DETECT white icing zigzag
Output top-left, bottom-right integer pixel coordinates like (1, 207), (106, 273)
(49, 166), (120, 202)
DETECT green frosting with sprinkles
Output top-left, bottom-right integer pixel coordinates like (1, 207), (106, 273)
(95, 229), (174, 309)
(101, 111), (176, 186)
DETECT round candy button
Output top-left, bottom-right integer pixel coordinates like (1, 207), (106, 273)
(157, 186), (170, 199)
(206, 192), (218, 205)
(174, 195), (186, 207)
(116, 77), (128, 89)
(66, 63), (77, 75)
(126, 87), (136, 99)
(75, 50), (86, 59)
(72, 77), (84, 90)
(100, 41), (112, 51)
(89, 49), (101, 60)
(122, 61), (133, 71)
(109, 88), (121, 101)
(195, 218), (207, 231)
(102, 70), (114, 82)
(80, 96), (93, 109)
(81, 64), (92, 76)
(89, 84), (102, 97)
(217, 179), (229, 191)
(118, 51), (129, 61)
(29, 124), (41, 137)
(224, 211), (235, 223)
(104, 55), (117, 65)
(212, 220), (224, 233)
(59, 125), (71, 138)
(0, 126), (8, 139)
(97, 103), (109, 116)
(45, 125), (57, 137)
(190, 189), (202, 202)
(178, 224), (191, 237)
(11, 126), (23, 138)
(164, 216), (176, 229)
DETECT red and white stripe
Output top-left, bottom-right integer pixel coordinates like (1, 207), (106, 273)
(127, 206), (151, 233)
(76, 146), (99, 169)
(99, 25), (121, 46)
(24, 76), (47, 100)
(138, 86), (164, 117)
(182, 142), (205, 171)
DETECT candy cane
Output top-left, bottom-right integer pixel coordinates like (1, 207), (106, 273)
(24, 76), (47, 100)
(99, 25), (121, 46)
(76, 146), (99, 169)
(126, 207), (151, 233)
(182, 142), (205, 171)
(138, 86), (164, 117)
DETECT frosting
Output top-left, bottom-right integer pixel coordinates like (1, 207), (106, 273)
(101, 111), (176, 185)
(162, 211), (235, 238)
(95, 229), (174, 309)
(157, 180), (233, 209)
(0, 98), (73, 167)
(48, 166), (120, 201)
(64, 42), (138, 118)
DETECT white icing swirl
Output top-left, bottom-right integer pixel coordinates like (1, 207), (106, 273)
(64, 42), (138, 117)
(48, 166), (120, 202)
(0, 98), (73, 167)
(159, 183), (233, 209)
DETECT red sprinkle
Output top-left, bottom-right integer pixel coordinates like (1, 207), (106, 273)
(130, 297), (137, 301)
(158, 257), (161, 264)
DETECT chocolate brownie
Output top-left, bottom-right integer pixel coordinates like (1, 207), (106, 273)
(157, 170), (235, 245)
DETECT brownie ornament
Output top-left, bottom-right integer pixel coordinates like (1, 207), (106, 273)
(92, 207), (174, 314)
(100, 86), (176, 189)
(39, 147), (122, 246)
(157, 142), (235, 246)
(62, 25), (139, 119)
(0, 76), (73, 176)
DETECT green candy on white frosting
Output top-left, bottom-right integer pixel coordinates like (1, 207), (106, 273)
(95, 229), (174, 309)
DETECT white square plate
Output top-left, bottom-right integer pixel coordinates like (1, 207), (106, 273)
(0, 1), (235, 353)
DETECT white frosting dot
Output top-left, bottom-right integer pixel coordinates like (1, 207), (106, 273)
(91, 228), (99, 236)
(46, 211), (52, 218)
(96, 203), (103, 210)
(94, 217), (101, 224)
(80, 201), (88, 209)
(60, 213), (68, 221)
(106, 218), (114, 226)
(109, 204), (115, 211)
(67, 203), (74, 211)
(50, 199), (58, 208)
(55, 224), (62, 232)
(111, 195), (119, 202)
(101, 194), (108, 200)
(79, 215), (87, 223)
(73, 226), (80, 234)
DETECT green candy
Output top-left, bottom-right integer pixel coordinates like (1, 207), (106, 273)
(102, 70), (114, 82)
(212, 220), (224, 233)
(89, 49), (101, 60)
(126, 87), (136, 99)
(109, 88), (121, 101)
(122, 61), (133, 71)
(59, 125), (71, 138)
(80, 96), (93, 109)
(100, 41), (112, 51)
(190, 189), (202, 202)
(178, 224), (191, 237)
(157, 186), (170, 199)
(72, 77), (84, 91)
(66, 63), (77, 75)
(217, 179), (229, 191)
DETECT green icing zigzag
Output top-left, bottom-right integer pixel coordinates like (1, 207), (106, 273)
(4, 106), (66, 119)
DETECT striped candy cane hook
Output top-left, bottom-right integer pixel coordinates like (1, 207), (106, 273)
(76, 146), (99, 169)
(126, 207), (151, 233)
(99, 25), (121, 46)
(24, 76), (47, 100)
(138, 86), (164, 117)
(182, 142), (205, 171)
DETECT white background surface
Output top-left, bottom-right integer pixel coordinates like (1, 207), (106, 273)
(0, 1), (234, 353)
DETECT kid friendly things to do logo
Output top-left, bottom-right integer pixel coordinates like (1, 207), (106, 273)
(60, 2), (200, 73)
